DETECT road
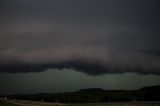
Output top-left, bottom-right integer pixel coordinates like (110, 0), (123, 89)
(6, 100), (63, 106)
(5, 100), (160, 106)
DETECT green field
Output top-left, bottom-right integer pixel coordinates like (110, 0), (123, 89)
(0, 101), (20, 106)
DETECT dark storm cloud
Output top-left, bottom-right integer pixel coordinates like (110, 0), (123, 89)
(0, 0), (160, 75)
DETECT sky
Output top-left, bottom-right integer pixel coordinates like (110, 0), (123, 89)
(0, 0), (160, 95)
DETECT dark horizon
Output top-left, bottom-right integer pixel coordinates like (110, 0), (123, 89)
(2, 85), (160, 103)
(1, 84), (160, 96)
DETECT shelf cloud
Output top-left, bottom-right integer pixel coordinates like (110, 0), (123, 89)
(0, 0), (160, 76)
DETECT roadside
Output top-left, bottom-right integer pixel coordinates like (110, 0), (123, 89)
(0, 100), (20, 106)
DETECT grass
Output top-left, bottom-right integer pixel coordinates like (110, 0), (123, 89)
(0, 101), (20, 106)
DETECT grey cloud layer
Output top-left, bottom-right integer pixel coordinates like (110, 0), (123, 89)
(0, 0), (160, 75)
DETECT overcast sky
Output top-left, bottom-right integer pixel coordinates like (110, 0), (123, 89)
(0, 0), (160, 95)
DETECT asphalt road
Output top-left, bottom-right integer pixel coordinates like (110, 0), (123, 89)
(5, 100), (160, 106)
(6, 100), (62, 106)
